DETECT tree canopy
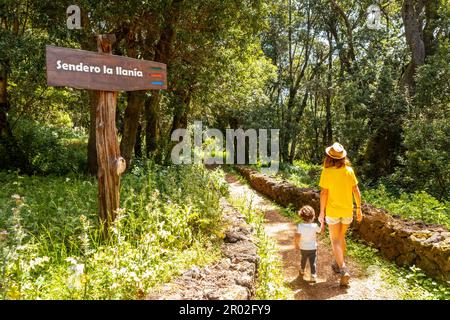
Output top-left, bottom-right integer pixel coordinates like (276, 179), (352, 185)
(0, 0), (449, 198)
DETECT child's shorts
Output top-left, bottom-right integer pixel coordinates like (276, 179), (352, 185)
(326, 216), (353, 225)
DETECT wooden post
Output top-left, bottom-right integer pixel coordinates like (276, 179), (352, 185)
(95, 34), (126, 238)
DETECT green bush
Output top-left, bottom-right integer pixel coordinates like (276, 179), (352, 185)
(0, 120), (87, 175)
(253, 160), (321, 188)
(362, 184), (450, 228)
(394, 118), (450, 201)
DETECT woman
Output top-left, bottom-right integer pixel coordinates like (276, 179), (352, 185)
(318, 142), (362, 286)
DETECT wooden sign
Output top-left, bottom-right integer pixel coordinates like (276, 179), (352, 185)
(45, 36), (168, 239)
(46, 45), (167, 91)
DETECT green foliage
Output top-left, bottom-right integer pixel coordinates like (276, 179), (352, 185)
(191, 42), (277, 130)
(395, 118), (450, 201)
(0, 163), (227, 299)
(413, 41), (450, 118)
(254, 160), (321, 188)
(0, 120), (87, 175)
(285, 161), (322, 188)
(362, 184), (450, 228)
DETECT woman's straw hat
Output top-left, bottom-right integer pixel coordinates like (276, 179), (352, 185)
(326, 142), (347, 159)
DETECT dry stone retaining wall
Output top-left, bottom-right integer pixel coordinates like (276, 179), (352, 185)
(235, 165), (450, 281)
(147, 197), (259, 300)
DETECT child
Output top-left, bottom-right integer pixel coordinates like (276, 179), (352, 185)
(294, 205), (323, 282)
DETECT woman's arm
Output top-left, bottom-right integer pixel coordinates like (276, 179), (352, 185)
(319, 188), (329, 226)
(352, 184), (362, 222)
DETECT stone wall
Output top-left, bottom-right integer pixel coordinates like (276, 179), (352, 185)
(235, 166), (321, 214)
(235, 165), (450, 282)
(147, 197), (259, 299)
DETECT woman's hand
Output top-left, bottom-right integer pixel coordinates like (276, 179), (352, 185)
(356, 207), (363, 222)
(319, 212), (325, 225)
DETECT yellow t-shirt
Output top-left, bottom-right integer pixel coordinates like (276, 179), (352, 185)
(319, 166), (358, 218)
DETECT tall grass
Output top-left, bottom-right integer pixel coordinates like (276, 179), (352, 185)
(0, 162), (228, 299)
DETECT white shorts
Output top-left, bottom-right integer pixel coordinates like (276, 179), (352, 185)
(326, 216), (353, 225)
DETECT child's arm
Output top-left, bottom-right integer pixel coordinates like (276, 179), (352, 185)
(316, 223), (325, 235)
(294, 233), (301, 250)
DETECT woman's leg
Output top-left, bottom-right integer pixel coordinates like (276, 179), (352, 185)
(339, 223), (350, 259)
(328, 223), (345, 268)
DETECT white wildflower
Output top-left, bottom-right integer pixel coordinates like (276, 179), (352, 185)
(65, 257), (78, 265)
(118, 267), (127, 275)
(69, 263), (84, 276)
(30, 256), (50, 269)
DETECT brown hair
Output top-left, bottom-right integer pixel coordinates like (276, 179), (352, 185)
(299, 205), (315, 222)
(323, 155), (351, 168)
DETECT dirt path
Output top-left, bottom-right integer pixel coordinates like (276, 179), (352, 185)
(225, 173), (401, 300)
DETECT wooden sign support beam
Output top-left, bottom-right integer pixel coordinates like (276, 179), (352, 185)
(95, 34), (126, 238)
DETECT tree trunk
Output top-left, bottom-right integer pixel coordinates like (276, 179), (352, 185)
(288, 138), (297, 164)
(400, 0), (426, 93)
(87, 90), (99, 175)
(164, 90), (191, 164)
(145, 93), (161, 156)
(423, 0), (439, 57)
(400, 0), (439, 94)
(0, 61), (32, 173)
(95, 35), (125, 239)
(170, 90), (191, 133)
(120, 91), (145, 168)
(288, 90), (310, 164)
(80, 6), (100, 175)
(324, 32), (333, 146)
(134, 122), (142, 159)
(144, 4), (179, 158)
(0, 62), (9, 140)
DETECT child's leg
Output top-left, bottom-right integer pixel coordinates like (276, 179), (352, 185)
(309, 250), (317, 275)
(300, 250), (308, 271)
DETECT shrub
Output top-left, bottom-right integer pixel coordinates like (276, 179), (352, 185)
(0, 120), (87, 175)
(395, 118), (450, 201)
(362, 184), (450, 228)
